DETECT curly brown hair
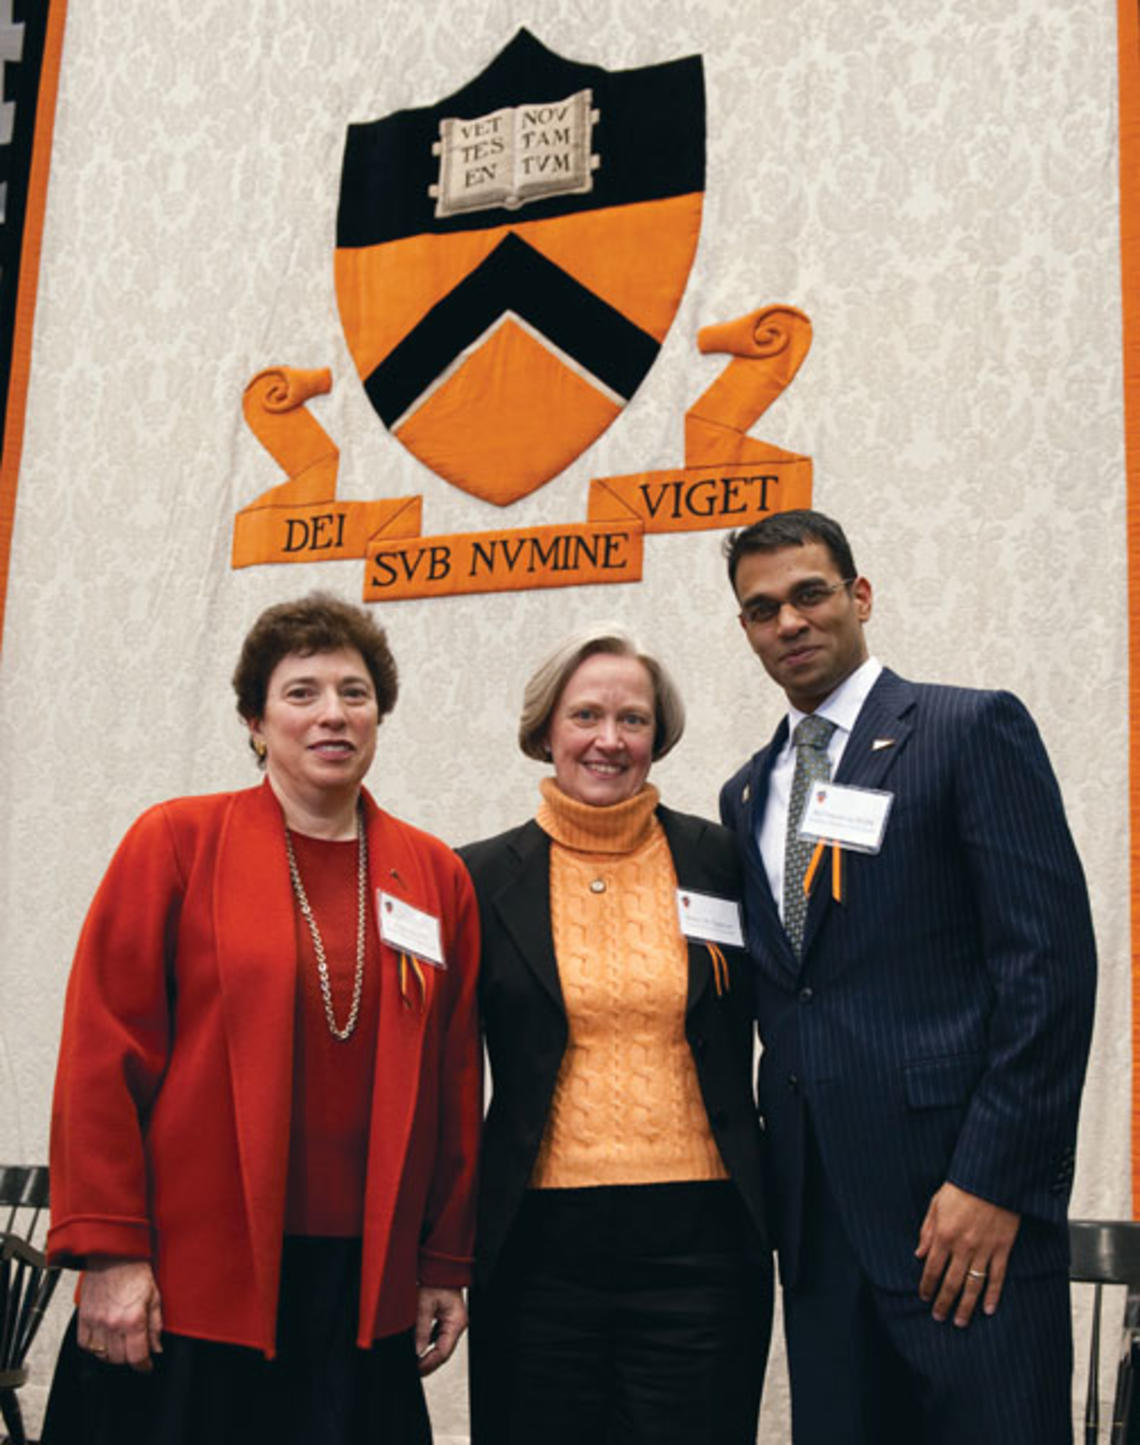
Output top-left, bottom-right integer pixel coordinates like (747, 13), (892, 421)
(232, 593), (398, 753)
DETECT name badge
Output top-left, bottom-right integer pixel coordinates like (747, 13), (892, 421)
(676, 889), (745, 947)
(377, 892), (445, 968)
(798, 783), (893, 855)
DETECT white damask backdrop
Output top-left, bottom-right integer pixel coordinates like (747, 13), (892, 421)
(0, 0), (1127, 1438)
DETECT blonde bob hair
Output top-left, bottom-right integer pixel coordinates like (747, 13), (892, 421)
(518, 623), (686, 763)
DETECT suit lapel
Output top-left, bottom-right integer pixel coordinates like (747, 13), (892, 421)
(659, 809), (719, 1015)
(359, 795), (443, 1314)
(491, 822), (564, 1014)
(212, 782), (296, 1332)
(739, 724), (786, 871)
(799, 670), (915, 957)
(734, 718), (801, 983)
(833, 668), (915, 790)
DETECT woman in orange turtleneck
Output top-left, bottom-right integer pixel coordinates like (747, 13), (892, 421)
(461, 624), (772, 1445)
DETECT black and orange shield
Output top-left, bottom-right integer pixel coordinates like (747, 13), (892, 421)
(335, 30), (705, 507)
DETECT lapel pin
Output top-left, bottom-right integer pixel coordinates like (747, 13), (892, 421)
(742, 784), (751, 803)
(871, 738), (896, 751)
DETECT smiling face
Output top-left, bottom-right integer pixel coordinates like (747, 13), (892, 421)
(734, 541), (872, 713)
(546, 652), (656, 807)
(249, 648), (379, 814)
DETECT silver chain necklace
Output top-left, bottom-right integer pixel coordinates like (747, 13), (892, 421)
(283, 804), (368, 1042)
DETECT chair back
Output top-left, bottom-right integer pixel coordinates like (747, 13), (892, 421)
(1070, 1220), (1140, 1445)
(0, 1165), (61, 1445)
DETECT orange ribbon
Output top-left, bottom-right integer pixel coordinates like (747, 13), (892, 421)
(706, 942), (731, 997)
(803, 840), (844, 904)
(398, 952), (426, 1010)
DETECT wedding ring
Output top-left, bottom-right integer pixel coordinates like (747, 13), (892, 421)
(89, 1345), (108, 1357)
(967, 1268), (987, 1280)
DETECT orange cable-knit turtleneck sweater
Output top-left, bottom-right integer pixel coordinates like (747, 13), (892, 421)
(530, 778), (728, 1190)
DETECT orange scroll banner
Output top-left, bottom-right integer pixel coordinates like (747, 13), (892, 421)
(588, 459), (812, 533)
(364, 520), (643, 602)
(588, 303), (813, 534)
(232, 304), (811, 599)
(233, 366), (421, 566)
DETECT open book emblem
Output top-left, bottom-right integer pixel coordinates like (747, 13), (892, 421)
(431, 90), (600, 218)
(335, 29), (705, 506)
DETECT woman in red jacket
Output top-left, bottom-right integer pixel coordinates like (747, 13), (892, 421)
(43, 593), (481, 1445)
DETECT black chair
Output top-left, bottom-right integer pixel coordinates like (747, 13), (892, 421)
(0, 1166), (61, 1445)
(1070, 1219), (1140, 1444)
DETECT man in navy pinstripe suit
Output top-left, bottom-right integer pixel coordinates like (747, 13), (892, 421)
(719, 510), (1096, 1443)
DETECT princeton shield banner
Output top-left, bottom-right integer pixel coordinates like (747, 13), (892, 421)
(335, 29), (705, 506)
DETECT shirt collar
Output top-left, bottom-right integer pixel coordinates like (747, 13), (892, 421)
(785, 656), (883, 741)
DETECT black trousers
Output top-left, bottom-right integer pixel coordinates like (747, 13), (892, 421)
(469, 1181), (772, 1445)
(783, 1125), (1073, 1445)
(41, 1237), (431, 1445)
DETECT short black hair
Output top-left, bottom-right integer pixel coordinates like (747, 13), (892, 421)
(723, 509), (858, 592)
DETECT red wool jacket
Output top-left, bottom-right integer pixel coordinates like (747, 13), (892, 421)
(48, 782), (481, 1355)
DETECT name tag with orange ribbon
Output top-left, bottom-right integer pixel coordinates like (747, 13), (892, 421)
(798, 783), (893, 855)
(676, 889), (745, 947)
(377, 892), (445, 968)
(799, 783), (893, 909)
(676, 890), (744, 999)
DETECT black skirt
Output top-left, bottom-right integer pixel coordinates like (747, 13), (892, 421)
(41, 1237), (432, 1445)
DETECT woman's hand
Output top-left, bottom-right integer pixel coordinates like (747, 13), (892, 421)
(415, 1285), (467, 1376)
(78, 1257), (164, 1371)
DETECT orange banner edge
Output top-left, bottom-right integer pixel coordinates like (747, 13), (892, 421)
(0, 0), (69, 653)
(1119, 0), (1140, 1217)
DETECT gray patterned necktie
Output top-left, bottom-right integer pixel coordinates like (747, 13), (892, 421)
(783, 714), (837, 956)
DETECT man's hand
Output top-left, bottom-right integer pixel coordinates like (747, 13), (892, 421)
(915, 1181), (1020, 1327)
(78, 1257), (163, 1371)
(415, 1286), (467, 1376)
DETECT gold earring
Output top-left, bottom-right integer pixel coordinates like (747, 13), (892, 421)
(253, 738), (267, 761)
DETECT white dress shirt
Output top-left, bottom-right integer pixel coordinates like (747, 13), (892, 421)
(757, 657), (883, 921)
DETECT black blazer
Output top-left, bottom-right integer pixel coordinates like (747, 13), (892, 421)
(460, 804), (768, 1285)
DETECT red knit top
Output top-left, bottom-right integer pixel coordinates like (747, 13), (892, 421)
(284, 831), (381, 1237)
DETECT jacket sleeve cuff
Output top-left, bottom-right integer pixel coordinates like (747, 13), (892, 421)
(418, 1247), (474, 1289)
(47, 1214), (153, 1270)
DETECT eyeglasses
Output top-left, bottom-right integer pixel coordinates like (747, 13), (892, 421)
(739, 578), (855, 627)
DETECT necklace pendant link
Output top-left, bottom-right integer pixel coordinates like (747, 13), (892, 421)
(284, 803), (368, 1042)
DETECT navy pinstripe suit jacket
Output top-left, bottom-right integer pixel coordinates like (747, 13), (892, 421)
(719, 668), (1096, 1292)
